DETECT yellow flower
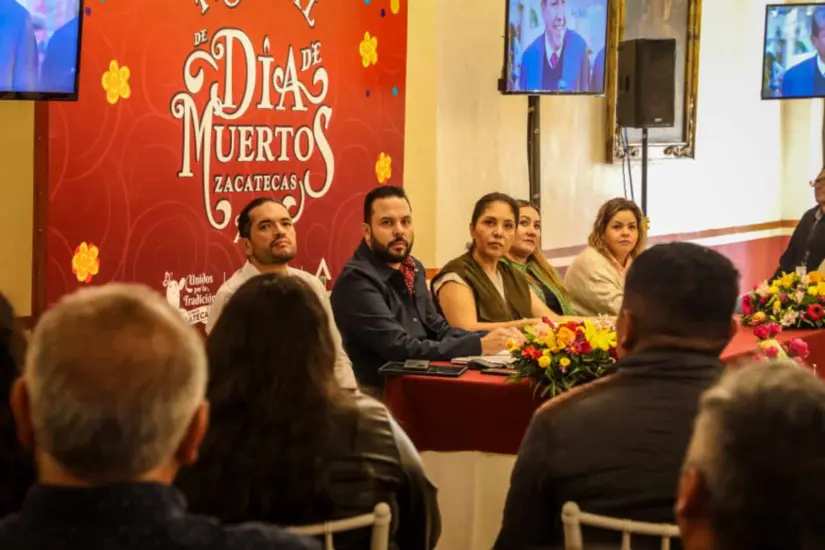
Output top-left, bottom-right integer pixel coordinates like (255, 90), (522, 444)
(768, 285), (779, 295)
(817, 282), (825, 296)
(556, 326), (576, 347)
(508, 346), (520, 354)
(808, 285), (819, 296)
(780, 273), (797, 288)
(590, 329), (617, 352)
(752, 311), (766, 322)
(809, 271), (824, 284)
(559, 357), (571, 368)
(538, 356), (551, 368)
(71, 242), (100, 283)
(390, 0), (400, 14)
(773, 299), (781, 313)
(375, 152), (392, 183)
(101, 60), (131, 104)
(359, 32), (378, 67)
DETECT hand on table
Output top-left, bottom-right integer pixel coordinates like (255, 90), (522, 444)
(481, 327), (523, 355)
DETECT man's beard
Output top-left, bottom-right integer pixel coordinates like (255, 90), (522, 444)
(371, 234), (414, 263)
(252, 245), (296, 266)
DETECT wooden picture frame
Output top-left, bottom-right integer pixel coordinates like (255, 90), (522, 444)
(605, 0), (702, 162)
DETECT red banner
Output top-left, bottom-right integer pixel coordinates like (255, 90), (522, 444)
(45, 0), (407, 326)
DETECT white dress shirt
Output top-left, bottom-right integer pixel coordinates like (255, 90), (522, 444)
(544, 29), (565, 67)
(206, 261), (358, 389)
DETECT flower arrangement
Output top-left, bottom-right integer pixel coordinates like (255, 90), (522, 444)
(741, 271), (825, 329)
(509, 317), (617, 398)
(751, 322), (809, 362)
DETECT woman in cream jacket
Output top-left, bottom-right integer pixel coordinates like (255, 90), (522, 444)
(564, 198), (647, 316)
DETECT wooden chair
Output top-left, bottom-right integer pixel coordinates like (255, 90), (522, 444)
(562, 501), (680, 550)
(287, 503), (392, 550)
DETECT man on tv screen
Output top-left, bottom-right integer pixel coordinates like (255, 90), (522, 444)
(782, 6), (825, 98)
(518, 0), (591, 93)
(41, 15), (80, 94)
(0, 0), (39, 93)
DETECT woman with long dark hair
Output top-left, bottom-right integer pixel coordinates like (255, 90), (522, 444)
(176, 274), (439, 550)
(0, 293), (33, 517)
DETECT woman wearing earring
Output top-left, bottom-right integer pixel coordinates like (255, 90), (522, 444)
(431, 193), (565, 332)
(564, 198), (647, 316)
(502, 200), (577, 316)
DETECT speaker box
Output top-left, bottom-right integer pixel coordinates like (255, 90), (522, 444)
(616, 38), (676, 129)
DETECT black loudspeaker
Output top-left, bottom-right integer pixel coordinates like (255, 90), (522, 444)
(616, 38), (676, 129)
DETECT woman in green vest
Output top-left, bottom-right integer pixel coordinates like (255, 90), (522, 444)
(501, 200), (577, 316)
(431, 193), (571, 332)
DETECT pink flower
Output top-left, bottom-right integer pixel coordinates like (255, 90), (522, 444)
(764, 346), (780, 359)
(767, 323), (782, 337)
(788, 338), (809, 359)
(742, 295), (754, 316)
(753, 324), (771, 340)
(573, 340), (593, 355)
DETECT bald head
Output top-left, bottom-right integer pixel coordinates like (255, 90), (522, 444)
(22, 284), (207, 482)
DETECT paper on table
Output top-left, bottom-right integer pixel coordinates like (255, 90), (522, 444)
(451, 354), (515, 365)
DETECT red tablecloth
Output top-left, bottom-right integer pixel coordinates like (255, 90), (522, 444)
(383, 327), (825, 455)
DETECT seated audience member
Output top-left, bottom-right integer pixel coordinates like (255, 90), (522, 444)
(495, 242), (739, 550)
(207, 197), (357, 390)
(564, 198), (646, 316)
(0, 294), (33, 518)
(431, 193), (563, 331)
(331, 186), (516, 390)
(0, 284), (318, 550)
(677, 360), (825, 550)
(178, 274), (440, 550)
(0, 0), (38, 93)
(773, 168), (825, 279)
(503, 200), (577, 316)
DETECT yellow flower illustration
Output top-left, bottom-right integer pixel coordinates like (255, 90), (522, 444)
(72, 242), (100, 284)
(375, 152), (392, 183)
(101, 60), (131, 104)
(359, 32), (378, 67)
(390, 0), (400, 14)
(538, 356), (551, 369)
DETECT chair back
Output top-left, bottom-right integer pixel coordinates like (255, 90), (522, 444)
(287, 502), (392, 550)
(561, 501), (680, 550)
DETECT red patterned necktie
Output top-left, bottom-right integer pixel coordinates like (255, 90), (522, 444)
(399, 258), (416, 295)
(550, 52), (559, 69)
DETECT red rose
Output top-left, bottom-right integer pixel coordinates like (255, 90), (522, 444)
(759, 296), (769, 306)
(789, 338), (809, 359)
(753, 324), (771, 340)
(742, 295), (754, 316)
(767, 323), (782, 337)
(521, 346), (542, 361)
(807, 304), (824, 321)
(764, 346), (780, 359)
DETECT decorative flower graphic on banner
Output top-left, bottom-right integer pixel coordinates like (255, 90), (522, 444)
(375, 152), (392, 183)
(101, 60), (131, 104)
(390, 0), (400, 14)
(359, 32), (378, 67)
(71, 242), (100, 284)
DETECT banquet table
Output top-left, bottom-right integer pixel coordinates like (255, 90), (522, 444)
(383, 326), (825, 549)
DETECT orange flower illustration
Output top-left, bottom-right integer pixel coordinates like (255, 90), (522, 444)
(375, 152), (392, 183)
(390, 0), (400, 14)
(101, 60), (131, 104)
(72, 242), (100, 284)
(359, 32), (378, 67)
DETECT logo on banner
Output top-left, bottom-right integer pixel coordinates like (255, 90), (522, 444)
(163, 271), (215, 325)
(171, 2), (331, 231)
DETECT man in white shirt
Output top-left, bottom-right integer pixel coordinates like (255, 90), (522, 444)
(206, 198), (358, 390)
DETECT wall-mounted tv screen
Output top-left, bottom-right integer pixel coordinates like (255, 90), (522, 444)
(503, 0), (609, 95)
(0, 0), (84, 100)
(762, 3), (825, 99)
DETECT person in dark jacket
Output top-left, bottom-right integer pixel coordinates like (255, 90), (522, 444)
(0, 293), (33, 518)
(495, 242), (740, 550)
(773, 168), (825, 279)
(177, 273), (441, 550)
(331, 185), (515, 391)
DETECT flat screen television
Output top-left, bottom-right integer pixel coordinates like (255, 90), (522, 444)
(762, 3), (825, 99)
(0, 0), (84, 100)
(502, 0), (609, 95)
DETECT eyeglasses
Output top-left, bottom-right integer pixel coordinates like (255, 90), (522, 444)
(809, 179), (825, 187)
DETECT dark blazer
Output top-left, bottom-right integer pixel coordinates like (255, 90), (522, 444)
(331, 241), (482, 388)
(590, 48), (605, 93)
(40, 17), (80, 93)
(0, 0), (38, 93)
(518, 29), (590, 92)
(495, 348), (724, 550)
(782, 55), (821, 98)
(774, 206), (825, 279)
